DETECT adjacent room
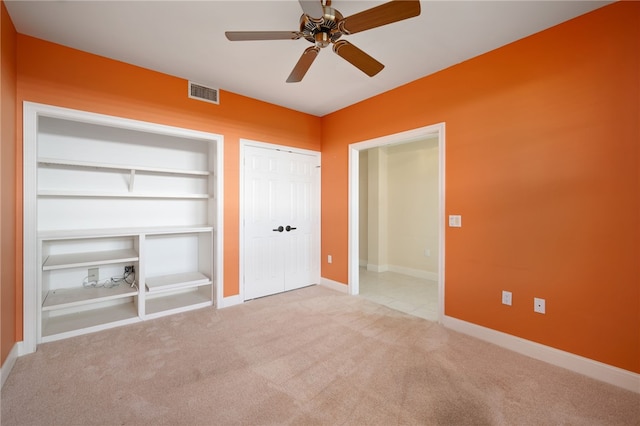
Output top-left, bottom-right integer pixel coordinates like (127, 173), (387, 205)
(2, 1), (638, 424)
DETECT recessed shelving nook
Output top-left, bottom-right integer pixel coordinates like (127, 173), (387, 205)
(23, 102), (224, 349)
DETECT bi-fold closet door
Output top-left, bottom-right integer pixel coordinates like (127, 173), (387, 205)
(242, 143), (320, 300)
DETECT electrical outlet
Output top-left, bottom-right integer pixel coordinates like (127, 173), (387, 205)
(327, 255), (332, 264)
(502, 290), (512, 306)
(424, 249), (431, 257)
(534, 297), (545, 314)
(448, 215), (462, 227)
(125, 265), (135, 274)
(88, 267), (99, 282)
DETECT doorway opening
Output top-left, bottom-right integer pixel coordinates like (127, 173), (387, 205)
(347, 123), (445, 323)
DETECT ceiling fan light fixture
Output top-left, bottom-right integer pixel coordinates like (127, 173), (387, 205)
(314, 32), (330, 48)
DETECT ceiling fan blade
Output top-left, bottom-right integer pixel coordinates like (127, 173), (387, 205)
(298, 0), (324, 19)
(287, 46), (320, 83)
(333, 40), (384, 77)
(341, 0), (421, 35)
(225, 31), (302, 41)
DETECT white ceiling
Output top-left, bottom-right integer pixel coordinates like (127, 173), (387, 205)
(5, 0), (611, 117)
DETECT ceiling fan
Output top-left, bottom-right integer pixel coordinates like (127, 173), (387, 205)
(225, 0), (421, 83)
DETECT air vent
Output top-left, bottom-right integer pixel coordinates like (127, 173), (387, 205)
(188, 82), (219, 105)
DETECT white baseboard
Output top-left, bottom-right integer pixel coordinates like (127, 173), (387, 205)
(1, 342), (22, 389)
(387, 265), (438, 281)
(320, 277), (348, 293)
(364, 263), (438, 281)
(443, 316), (640, 393)
(366, 263), (388, 273)
(218, 294), (243, 309)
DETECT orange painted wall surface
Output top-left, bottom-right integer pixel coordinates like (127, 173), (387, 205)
(14, 35), (321, 341)
(1, 0), (17, 366)
(321, 2), (639, 373)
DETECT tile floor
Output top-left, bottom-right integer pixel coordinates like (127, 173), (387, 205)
(358, 268), (439, 321)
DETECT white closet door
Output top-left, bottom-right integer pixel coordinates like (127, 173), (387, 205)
(282, 153), (319, 291)
(243, 145), (319, 300)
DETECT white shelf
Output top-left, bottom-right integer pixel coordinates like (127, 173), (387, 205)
(39, 226), (213, 240)
(42, 302), (139, 339)
(42, 285), (138, 311)
(146, 271), (211, 293)
(145, 286), (212, 316)
(38, 157), (210, 176)
(38, 190), (209, 199)
(43, 248), (139, 270)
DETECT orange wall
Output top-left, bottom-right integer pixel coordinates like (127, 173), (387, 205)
(1, 0), (17, 366)
(4, 1), (638, 375)
(321, 2), (639, 373)
(13, 35), (321, 341)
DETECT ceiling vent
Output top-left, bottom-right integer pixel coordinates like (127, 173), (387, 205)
(188, 82), (219, 105)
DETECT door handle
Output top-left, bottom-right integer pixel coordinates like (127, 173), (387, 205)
(285, 226), (297, 232)
(272, 226), (284, 232)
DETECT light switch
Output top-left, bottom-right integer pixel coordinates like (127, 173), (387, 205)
(448, 215), (462, 227)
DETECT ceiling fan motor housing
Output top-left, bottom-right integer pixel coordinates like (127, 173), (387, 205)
(300, 7), (343, 48)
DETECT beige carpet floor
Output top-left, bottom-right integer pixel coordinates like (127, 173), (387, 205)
(1, 285), (638, 425)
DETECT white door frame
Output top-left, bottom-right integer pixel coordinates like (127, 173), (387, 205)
(239, 139), (321, 302)
(348, 123), (446, 323)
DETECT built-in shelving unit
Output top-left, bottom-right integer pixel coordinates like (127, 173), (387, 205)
(27, 104), (222, 345)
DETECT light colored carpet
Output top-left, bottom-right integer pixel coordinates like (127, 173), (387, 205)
(1, 285), (638, 425)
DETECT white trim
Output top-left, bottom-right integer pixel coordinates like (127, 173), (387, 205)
(443, 316), (640, 393)
(320, 277), (349, 293)
(348, 147), (360, 297)
(1, 342), (22, 388)
(348, 123), (446, 321)
(22, 102), (225, 350)
(214, 138), (225, 311)
(240, 138), (321, 157)
(217, 294), (244, 309)
(23, 103), (39, 354)
(238, 138), (321, 302)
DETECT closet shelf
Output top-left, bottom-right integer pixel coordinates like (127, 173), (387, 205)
(38, 157), (210, 176)
(43, 248), (139, 270)
(42, 284), (138, 311)
(146, 271), (211, 293)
